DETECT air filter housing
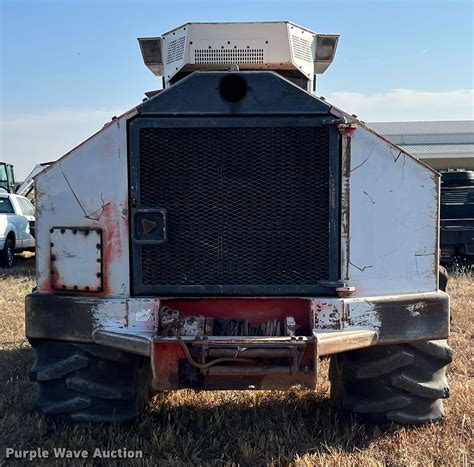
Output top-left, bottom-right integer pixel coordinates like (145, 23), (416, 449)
(138, 22), (339, 91)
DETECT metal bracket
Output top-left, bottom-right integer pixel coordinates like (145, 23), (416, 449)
(314, 329), (378, 357)
(338, 122), (358, 136)
(318, 279), (347, 289)
(322, 116), (349, 125)
(318, 280), (356, 297)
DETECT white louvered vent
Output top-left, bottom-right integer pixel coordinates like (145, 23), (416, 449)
(291, 35), (312, 62)
(166, 36), (186, 64)
(194, 48), (264, 64)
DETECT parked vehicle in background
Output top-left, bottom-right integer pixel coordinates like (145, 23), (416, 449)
(440, 170), (474, 265)
(16, 162), (52, 200)
(0, 193), (35, 267)
(0, 162), (17, 194)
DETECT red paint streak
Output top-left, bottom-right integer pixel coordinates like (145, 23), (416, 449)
(163, 298), (312, 334)
(50, 269), (60, 290)
(43, 199), (128, 297)
(102, 140), (114, 155)
(153, 300), (317, 389)
(38, 280), (54, 294)
(102, 203), (123, 253)
(120, 195), (129, 232)
(152, 343), (185, 390)
(98, 200), (127, 296)
(342, 127), (357, 137)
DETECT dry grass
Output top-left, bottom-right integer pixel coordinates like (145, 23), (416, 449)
(0, 255), (472, 466)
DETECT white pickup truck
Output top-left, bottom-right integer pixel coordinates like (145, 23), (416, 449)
(0, 193), (35, 267)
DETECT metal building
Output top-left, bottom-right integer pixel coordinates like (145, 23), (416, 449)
(369, 120), (474, 171)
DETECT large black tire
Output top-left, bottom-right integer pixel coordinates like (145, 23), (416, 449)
(329, 340), (453, 425)
(1, 237), (15, 268)
(29, 339), (151, 423)
(439, 265), (448, 292)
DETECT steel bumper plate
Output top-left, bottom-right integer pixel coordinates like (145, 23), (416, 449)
(25, 291), (449, 348)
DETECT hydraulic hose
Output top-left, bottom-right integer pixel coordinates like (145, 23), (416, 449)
(172, 329), (255, 370)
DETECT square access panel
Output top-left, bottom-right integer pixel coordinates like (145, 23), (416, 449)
(50, 227), (103, 292)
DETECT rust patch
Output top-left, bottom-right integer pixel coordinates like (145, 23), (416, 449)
(44, 198), (128, 298)
(99, 200), (128, 296)
(152, 343), (185, 390)
(101, 202), (124, 258)
(341, 135), (352, 280)
(311, 300), (341, 330)
(38, 279), (54, 294)
(373, 294), (449, 343)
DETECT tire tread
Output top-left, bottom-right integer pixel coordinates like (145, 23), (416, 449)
(29, 339), (150, 423)
(330, 339), (452, 425)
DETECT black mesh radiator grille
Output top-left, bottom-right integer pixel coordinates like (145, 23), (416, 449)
(138, 125), (331, 289)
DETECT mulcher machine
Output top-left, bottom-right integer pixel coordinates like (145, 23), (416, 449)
(26, 22), (452, 425)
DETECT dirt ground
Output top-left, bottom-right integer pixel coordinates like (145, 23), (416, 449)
(0, 254), (472, 466)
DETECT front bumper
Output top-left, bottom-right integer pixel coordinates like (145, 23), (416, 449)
(25, 291), (450, 346)
(26, 291), (450, 390)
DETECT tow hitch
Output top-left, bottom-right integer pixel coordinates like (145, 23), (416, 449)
(148, 306), (377, 390)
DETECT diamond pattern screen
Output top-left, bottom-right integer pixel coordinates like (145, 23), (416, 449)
(138, 125), (331, 290)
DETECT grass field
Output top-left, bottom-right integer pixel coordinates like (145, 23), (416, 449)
(0, 255), (472, 466)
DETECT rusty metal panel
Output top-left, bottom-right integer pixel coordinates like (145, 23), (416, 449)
(152, 343), (185, 390)
(25, 293), (95, 343)
(50, 227), (102, 292)
(315, 330), (378, 356)
(25, 293), (160, 342)
(311, 291), (449, 343)
(35, 113), (134, 296)
(92, 329), (152, 356)
(342, 125), (439, 296)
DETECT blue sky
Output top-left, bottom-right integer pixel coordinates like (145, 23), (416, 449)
(1, 0), (473, 178)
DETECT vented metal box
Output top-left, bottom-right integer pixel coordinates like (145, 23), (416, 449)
(138, 22), (339, 89)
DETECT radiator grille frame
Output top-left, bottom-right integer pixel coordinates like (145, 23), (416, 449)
(129, 117), (340, 296)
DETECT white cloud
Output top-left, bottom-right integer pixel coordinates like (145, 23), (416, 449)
(1, 89), (473, 181)
(325, 88), (474, 122)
